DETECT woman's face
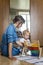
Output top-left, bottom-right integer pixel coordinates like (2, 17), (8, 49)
(17, 21), (23, 28)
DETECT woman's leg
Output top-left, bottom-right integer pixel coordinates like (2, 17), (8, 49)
(12, 47), (20, 56)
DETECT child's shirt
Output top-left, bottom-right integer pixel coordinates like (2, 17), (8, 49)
(19, 38), (30, 44)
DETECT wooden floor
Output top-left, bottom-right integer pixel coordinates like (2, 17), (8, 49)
(0, 55), (34, 65)
(0, 47), (43, 65)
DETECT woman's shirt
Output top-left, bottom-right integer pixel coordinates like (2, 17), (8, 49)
(1, 23), (19, 56)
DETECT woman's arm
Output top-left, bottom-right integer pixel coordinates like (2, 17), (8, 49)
(8, 43), (12, 59)
(8, 43), (17, 60)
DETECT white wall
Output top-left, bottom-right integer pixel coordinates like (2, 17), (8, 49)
(10, 0), (30, 10)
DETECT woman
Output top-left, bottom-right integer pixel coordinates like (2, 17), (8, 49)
(1, 15), (25, 59)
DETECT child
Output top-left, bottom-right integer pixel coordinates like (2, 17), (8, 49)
(19, 30), (30, 44)
(19, 30), (31, 55)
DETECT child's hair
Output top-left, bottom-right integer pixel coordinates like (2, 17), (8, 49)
(23, 30), (30, 36)
(22, 30), (31, 41)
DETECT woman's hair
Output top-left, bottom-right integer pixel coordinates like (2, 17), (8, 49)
(13, 15), (25, 24)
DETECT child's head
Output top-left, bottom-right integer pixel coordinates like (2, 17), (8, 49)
(23, 30), (30, 40)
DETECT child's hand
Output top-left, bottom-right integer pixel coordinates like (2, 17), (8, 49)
(24, 41), (28, 46)
(28, 44), (31, 46)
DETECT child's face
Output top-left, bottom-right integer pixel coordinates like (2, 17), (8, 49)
(24, 32), (29, 40)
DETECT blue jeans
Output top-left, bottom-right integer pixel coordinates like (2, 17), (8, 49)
(12, 47), (20, 56)
(1, 45), (20, 56)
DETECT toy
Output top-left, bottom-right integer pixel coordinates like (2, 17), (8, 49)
(22, 40), (42, 58)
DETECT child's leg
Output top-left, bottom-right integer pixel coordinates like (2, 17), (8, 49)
(22, 47), (25, 55)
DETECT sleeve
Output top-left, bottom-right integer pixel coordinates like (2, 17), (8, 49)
(7, 25), (14, 43)
(27, 39), (30, 44)
(19, 38), (25, 43)
(13, 31), (19, 42)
